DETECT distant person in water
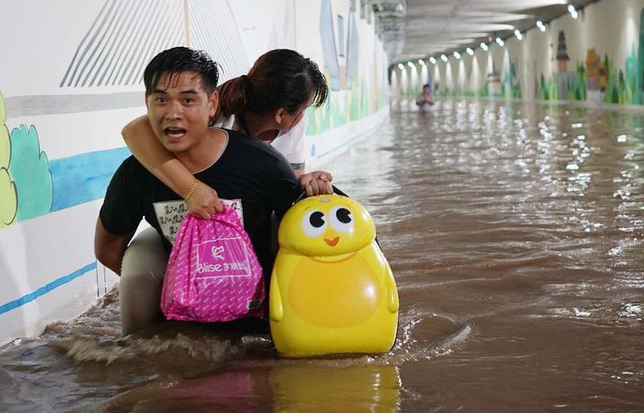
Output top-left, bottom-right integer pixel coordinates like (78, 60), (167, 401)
(415, 84), (434, 112)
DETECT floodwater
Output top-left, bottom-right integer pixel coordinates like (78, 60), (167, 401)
(1, 98), (644, 412)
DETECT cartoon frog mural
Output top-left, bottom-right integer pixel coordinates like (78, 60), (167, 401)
(0, 89), (17, 229)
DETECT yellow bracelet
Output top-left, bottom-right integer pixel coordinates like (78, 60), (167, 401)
(184, 181), (199, 202)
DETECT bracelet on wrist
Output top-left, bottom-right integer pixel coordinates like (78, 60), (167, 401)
(184, 181), (199, 202)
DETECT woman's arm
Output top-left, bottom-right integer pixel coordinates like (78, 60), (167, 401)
(122, 115), (194, 193)
(122, 116), (222, 218)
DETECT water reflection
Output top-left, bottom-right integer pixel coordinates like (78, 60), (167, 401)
(270, 364), (401, 413)
(93, 363), (401, 413)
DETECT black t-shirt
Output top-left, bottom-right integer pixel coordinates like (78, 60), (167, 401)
(99, 128), (300, 274)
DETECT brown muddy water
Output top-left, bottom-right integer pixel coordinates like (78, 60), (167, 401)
(1, 98), (643, 413)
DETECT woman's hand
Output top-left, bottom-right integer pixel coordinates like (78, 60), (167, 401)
(185, 181), (224, 219)
(300, 170), (334, 196)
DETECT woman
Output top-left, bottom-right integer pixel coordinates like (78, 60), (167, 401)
(122, 49), (333, 219)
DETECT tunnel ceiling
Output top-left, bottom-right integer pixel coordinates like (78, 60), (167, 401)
(373, 0), (600, 64)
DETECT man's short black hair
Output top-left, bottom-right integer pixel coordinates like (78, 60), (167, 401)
(143, 47), (219, 95)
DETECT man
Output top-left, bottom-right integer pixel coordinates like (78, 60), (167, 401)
(95, 47), (301, 335)
(415, 83), (434, 112)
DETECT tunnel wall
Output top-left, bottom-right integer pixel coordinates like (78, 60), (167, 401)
(0, 0), (389, 344)
(392, 0), (644, 106)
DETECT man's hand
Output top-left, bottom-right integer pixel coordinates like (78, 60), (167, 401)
(185, 181), (224, 219)
(300, 170), (334, 196)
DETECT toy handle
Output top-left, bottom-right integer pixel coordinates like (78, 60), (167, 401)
(291, 185), (350, 205)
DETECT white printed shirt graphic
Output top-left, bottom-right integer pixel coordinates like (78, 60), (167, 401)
(153, 199), (243, 245)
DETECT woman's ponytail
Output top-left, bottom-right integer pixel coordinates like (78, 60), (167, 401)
(215, 76), (247, 120)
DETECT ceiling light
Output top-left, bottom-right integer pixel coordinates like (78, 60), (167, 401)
(453, 51), (461, 59)
(407, 61), (415, 68)
(397, 63), (404, 70)
(537, 21), (547, 32)
(568, 5), (579, 19)
(514, 29), (523, 40)
(481, 42), (489, 51)
(429, 56), (437, 64)
(418, 59), (426, 66)
(496, 37), (505, 46)
(441, 54), (448, 62)
(466, 47), (474, 56)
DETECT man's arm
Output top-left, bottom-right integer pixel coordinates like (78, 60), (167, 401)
(94, 218), (135, 275)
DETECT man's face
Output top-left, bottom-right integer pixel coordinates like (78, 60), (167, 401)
(146, 71), (216, 153)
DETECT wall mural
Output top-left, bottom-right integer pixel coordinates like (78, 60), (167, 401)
(0, 90), (52, 229)
(9, 125), (53, 221)
(538, 9), (644, 105)
(503, 49), (521, 99)
(309, 4), (387, 139)
(320, 0), (340, 92)
(585, 49), (607, 102)
(0, 0), (257, 232)
(60, 0), (183, 88)
(346, 12), (360, 89)
(487, 64), (500, 98)
(0, 90), (18, 229)
(538, 30), (586, 102)
(61, 0), (247, 89)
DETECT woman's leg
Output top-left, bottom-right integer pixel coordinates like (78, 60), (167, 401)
(120, 227), (168, 335)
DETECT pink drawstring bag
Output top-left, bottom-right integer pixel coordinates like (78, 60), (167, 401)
(161, 206), (265, 322)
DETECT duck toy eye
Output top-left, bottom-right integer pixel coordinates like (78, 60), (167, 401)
(302, 210), (327, 237)
(329, 206), (353, 233)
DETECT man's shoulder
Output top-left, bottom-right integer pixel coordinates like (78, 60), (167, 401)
(225, 128), (284, 159)
(218, 129), (296, 182)
(110, 155), (158, 187)
(116, 155), (149, 175)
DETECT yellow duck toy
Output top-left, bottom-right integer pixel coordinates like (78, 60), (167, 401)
(269, 194), (399, 357)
